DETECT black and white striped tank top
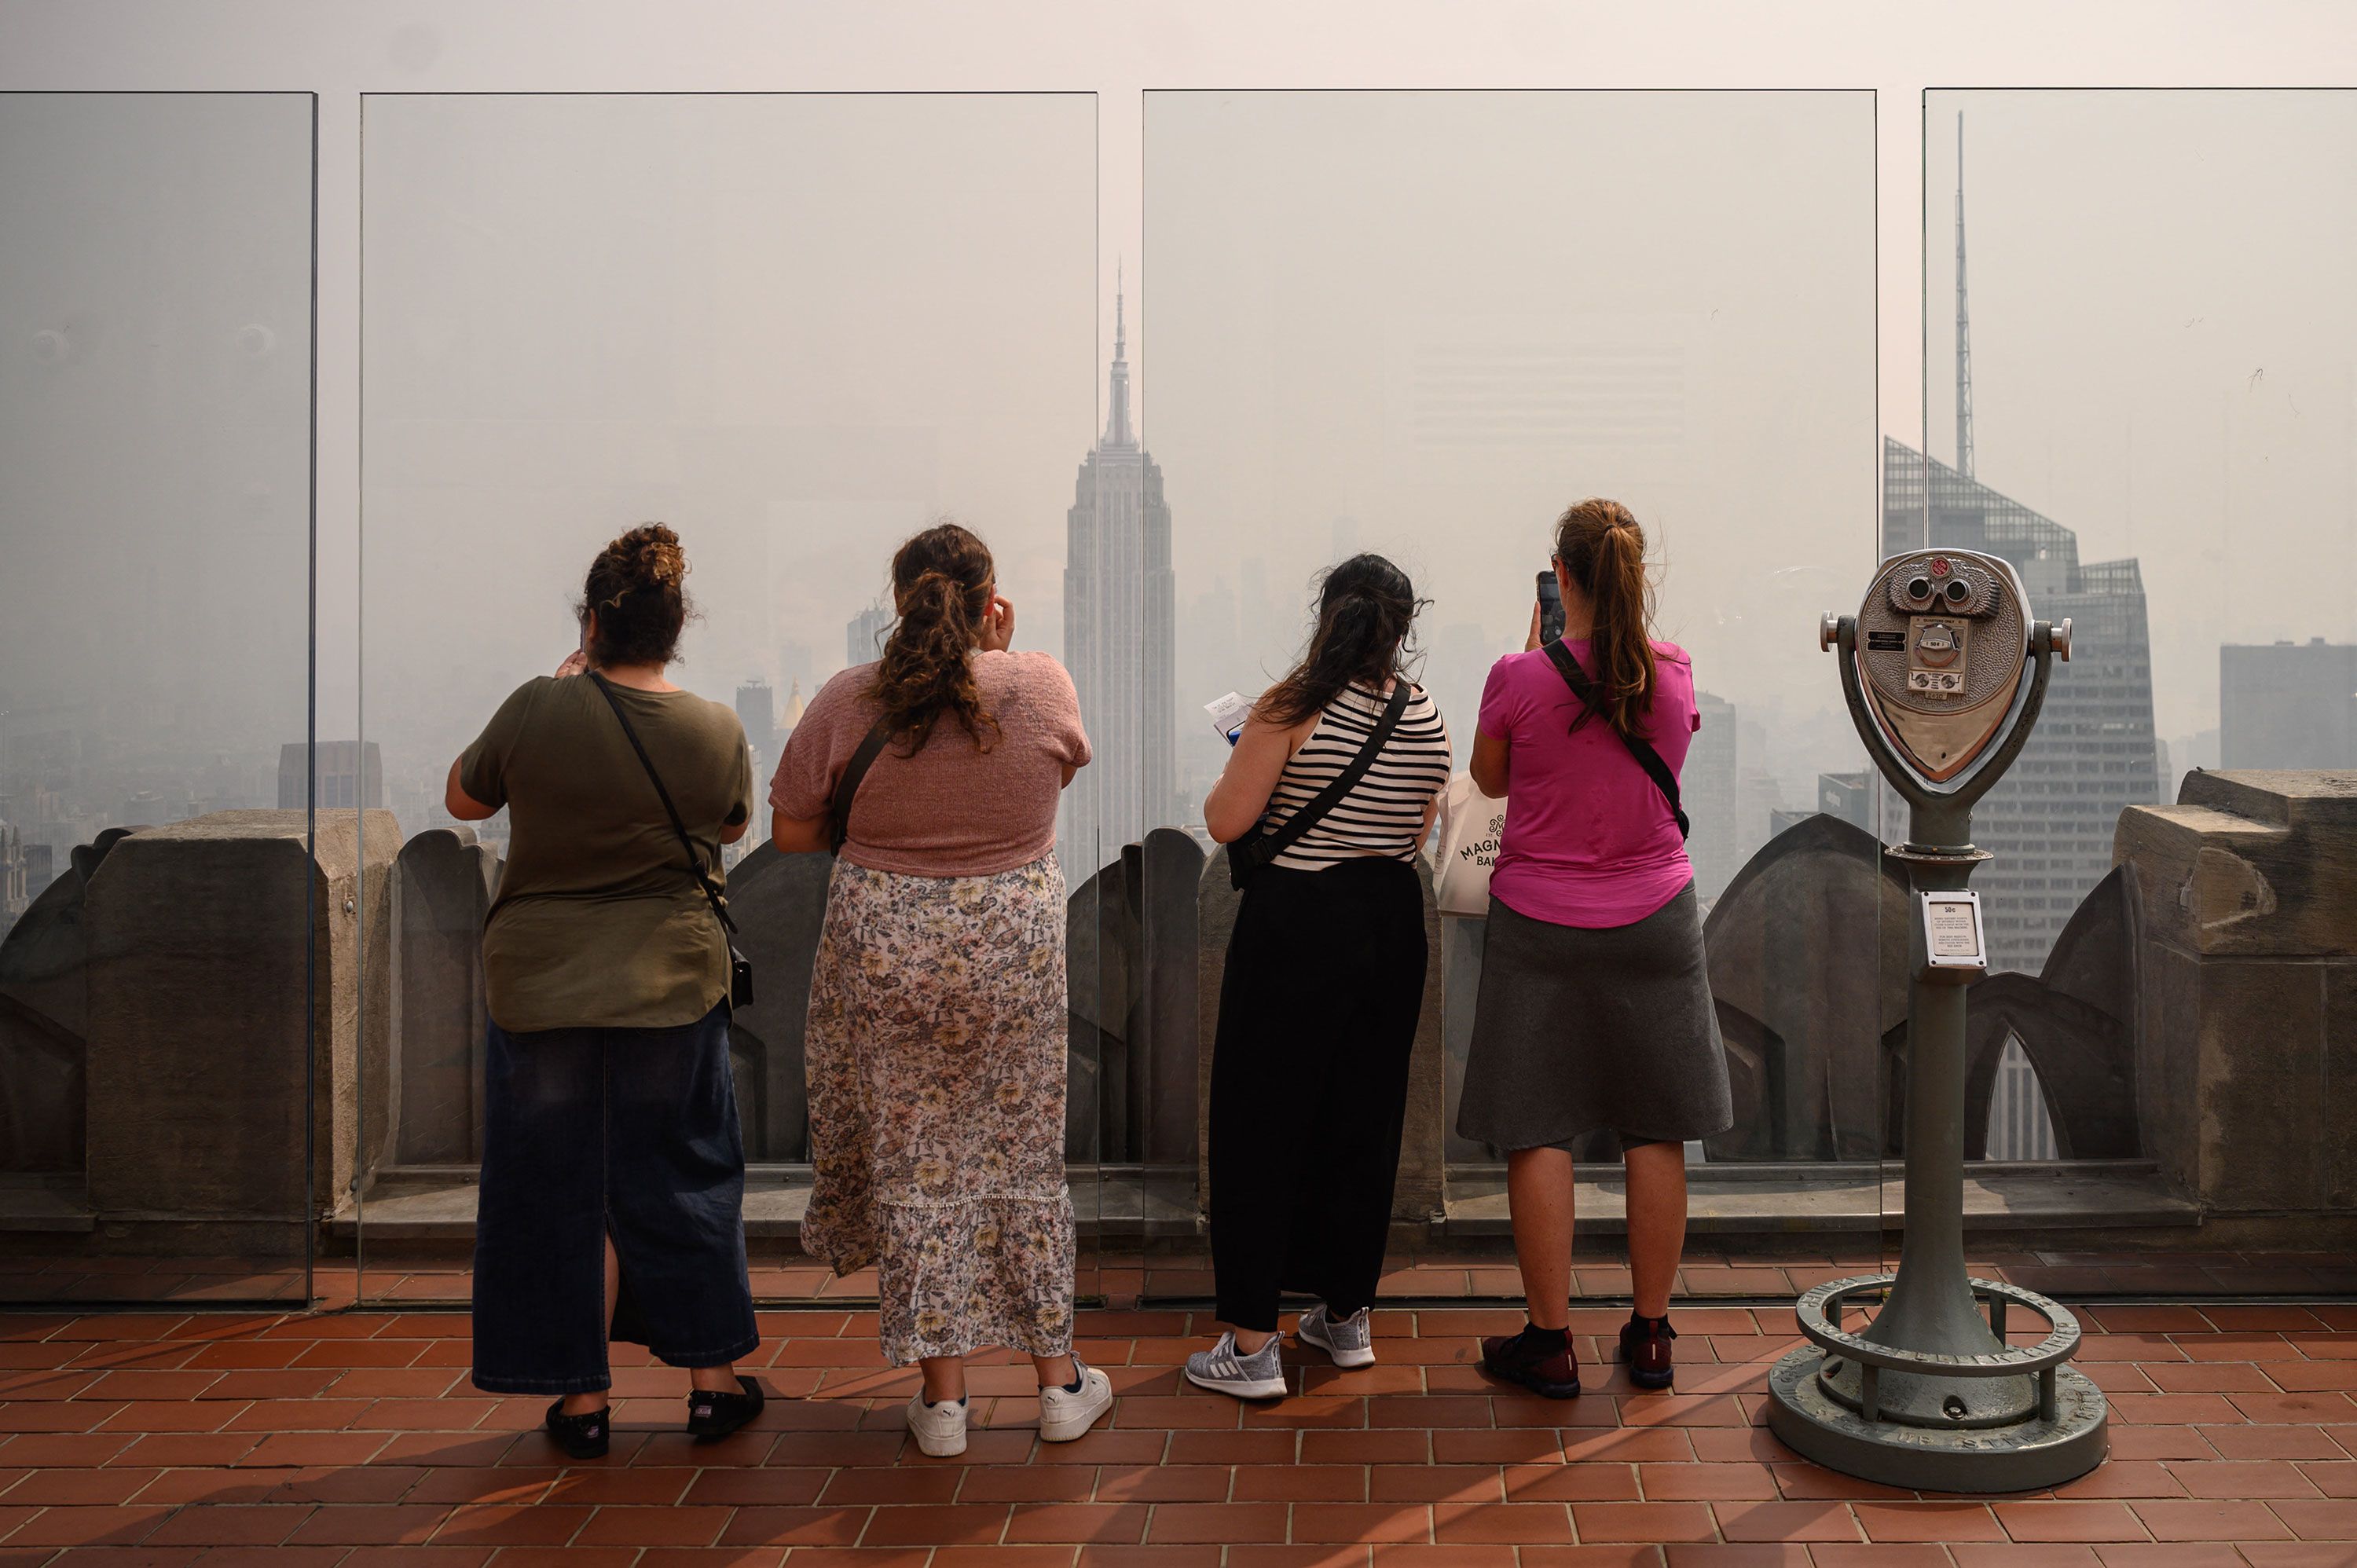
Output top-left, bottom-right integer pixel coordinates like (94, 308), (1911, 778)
(1257, 682), (1454, 870)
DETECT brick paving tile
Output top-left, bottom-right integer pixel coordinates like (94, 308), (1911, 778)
(1851, 1500), (2008, 1541)
(2271, 1499), (2357, 1539)
(1950, 1546), (2106, 1567)
(999, 1503), (1149, 1543)
(2095, 1548), (2248, 1568)
(1993, 1499), (2153, 1541)
(2239, 1547), (2357, 1567)
(2194, 1426), (2348, 1461)
(2131, 1498), (2297, 1541)
(1568, 1502), (1720, 1542)
(1810, 1546), (1951, 1568)
(1288, 1503), (1433, 1543)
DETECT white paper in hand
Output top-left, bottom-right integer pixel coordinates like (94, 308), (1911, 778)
(1204, 691), (1253, 746)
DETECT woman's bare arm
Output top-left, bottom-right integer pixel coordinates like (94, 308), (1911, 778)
(771, 808), (830, 855)
(444, 757), (498, 822)
(1203, 702), (1314, 844)
(1468, 729), (1512, 800)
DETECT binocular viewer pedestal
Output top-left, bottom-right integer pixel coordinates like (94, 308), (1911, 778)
(1765, 548), (2107, 1493)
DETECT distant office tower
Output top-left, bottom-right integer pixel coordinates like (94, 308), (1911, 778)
(780, 679), (807, 737)
(1738, 760), (1782, 870)
(2221, 639), (2357, 770)
(735, 680), (776, 763)
(1686, 691), (1740, 900)
(0, 819), (27, 931)
(1816, 771), (1874, 834)
(1881, 440), (2161, 972)
(1061, 278), (1177, 876)
(278, 740), (385, 811)
(845, 606), (893, 670)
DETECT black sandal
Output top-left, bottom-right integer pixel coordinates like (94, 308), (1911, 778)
(686, 1375), (765, 1442)
(544, 1399), (610, 1460)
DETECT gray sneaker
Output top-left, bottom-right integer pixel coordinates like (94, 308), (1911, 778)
(1297, 1303), (1375, 1368)
(1182, 1330), (1288, 1399)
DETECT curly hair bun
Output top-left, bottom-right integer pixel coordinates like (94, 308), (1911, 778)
(871, 522), (1001, 751)
(628, 524), (687, 591)
(581, 522), (693, 668)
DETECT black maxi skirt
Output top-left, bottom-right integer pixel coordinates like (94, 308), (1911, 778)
(1207, 855), (1428, 1332)
(471, 1002), (759, 1394)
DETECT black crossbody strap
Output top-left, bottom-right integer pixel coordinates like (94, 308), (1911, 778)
(1540, 640), (1691, 841)
(588, 672), (739, 934)
(828, 716), (896, 855)
(1232, 680), (1415, 878)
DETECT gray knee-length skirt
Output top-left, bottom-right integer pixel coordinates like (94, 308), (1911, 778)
(1454, 881), (1734, 1153)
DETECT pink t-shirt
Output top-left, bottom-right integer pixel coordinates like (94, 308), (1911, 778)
(770, 650), (1090, 877)
(1478, 638), (1699, 929)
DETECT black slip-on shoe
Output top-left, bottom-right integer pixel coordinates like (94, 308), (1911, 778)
(544, 1398), (610, 1460)
(687, 1374), (766, 1442)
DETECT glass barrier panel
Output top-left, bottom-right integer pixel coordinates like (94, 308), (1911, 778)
(1917, 90), (2357, 1298)
(356, 92), (1099, 1305)
(0, 92), (318, 1305)
(1144, 89), (1881, 1306)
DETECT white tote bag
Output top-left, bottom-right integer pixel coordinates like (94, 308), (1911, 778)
(1429, 772), (1508, 916)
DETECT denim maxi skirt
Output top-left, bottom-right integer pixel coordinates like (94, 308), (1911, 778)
(471, 1002), (759, 1394)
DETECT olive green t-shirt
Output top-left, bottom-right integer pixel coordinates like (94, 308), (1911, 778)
(459, 676), (753, 1034)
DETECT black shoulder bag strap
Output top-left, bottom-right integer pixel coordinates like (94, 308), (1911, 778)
(827, 717), (896, 855)
(588, 672), (753, 1006)
(1228, 680), (1415, 890)
(1539, 640), (1691, 841)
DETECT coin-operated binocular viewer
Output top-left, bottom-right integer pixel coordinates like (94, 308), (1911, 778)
(1765, 548), (2106, 1491)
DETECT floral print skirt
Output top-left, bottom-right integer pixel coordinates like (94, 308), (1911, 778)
(801, 853), (1076, 1364)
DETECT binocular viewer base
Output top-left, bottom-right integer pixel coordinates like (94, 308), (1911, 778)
(1764, 1273), (2109, 1493)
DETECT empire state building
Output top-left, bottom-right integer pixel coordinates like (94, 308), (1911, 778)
(1061, 280), (1177, 877)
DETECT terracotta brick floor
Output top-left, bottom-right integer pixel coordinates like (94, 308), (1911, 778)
(5, 1302), (2357, 1566)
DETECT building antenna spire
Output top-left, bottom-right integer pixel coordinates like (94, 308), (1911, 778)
(1956, 112), (1975, 481)
(1104, 256), (1134, 447)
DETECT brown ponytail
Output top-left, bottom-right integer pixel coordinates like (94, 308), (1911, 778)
(870, 522), (1001, 751)
(580, 522), (691, 667)
(1553, 497), (1658, 741)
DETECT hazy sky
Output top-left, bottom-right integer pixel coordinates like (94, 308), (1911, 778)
(1146, 90), (1876, 748)
(1923, 92), (2357, 742)
(6, 2), (2357, 829)
(361, 93), (1094, 789)
(0, 93), (313, 763)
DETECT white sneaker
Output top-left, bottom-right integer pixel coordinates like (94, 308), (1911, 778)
(904, 1390), (969, 1457)
(1183, 1331), (1288, 1400)
(1298, 1303), (1376, 1369)
(1038, 1357), (1114, 1443)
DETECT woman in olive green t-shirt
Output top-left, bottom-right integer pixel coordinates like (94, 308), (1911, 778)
(445, 523), (764, 1460)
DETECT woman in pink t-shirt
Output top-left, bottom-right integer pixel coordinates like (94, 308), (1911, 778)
(1456, 499), (1733, 1401)
(768, 522), (1111, 1458)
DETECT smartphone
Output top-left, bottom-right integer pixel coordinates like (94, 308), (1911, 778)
(1536, 570), (1566, 645)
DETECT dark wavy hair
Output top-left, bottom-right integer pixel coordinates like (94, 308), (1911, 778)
(579, 522), (691, 667)
(870, 522), (1002, 751)
(1554, 497), (1658, 740)
(1258, 554), (1425, 727)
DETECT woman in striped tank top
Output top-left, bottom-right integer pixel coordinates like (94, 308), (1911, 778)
(1183, 555), (1453, 1401)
